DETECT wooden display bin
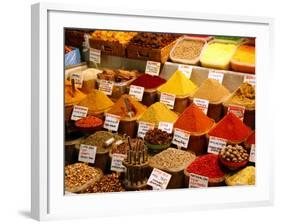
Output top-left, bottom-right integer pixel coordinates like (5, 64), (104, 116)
(89, 38), (127, 57)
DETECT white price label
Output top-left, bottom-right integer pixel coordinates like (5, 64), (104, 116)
(172, 128), (190, 148)
(160, 92), (176, 109)
(158, 122), (173, 134)
(178, 64), (193, 79)
(189, 173), (209, 188)
(129, 85), (144, 101)
(71, 105), (88, 121)
(147, 168), (172, 190)
(98, 80), (114, 95)
(78, 144), (97, 164)
(137, 121), (155, 138)
(145, 60), (161, 76)
(208, 70), (224, 84)
(103, 114), (120, 131)
(207, 136), (227, 154)
(249, 144), (255, 163)
(89, 48), (101, 64)
(193, 98), (209, 114)
(70, 73), (83, 88)
(227, 105), (245, 121)
(111, 154), (126, 172)
(244, 74), (256, 86)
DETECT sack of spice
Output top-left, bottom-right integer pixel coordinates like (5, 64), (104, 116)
(149, 148), (196, 189)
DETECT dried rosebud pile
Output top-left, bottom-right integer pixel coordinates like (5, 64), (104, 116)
(144, 128), (172, 145)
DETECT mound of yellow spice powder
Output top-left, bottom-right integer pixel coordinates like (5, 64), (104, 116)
(157, 70), (197, 96)
(232, 45), (255, 65)
(65, 80), (87, 106)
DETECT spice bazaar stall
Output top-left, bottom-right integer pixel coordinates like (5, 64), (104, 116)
(64, 29), (256, 194)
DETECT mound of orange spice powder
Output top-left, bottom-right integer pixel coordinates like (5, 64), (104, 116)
(174, 103), (214, 134)
(75, 116), (103, 128)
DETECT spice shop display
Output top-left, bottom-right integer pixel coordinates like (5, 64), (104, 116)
(225, 166), (255, 186)
(144, 129), (172, 154)
(170, 37), (206, 65)
(173, 103), (215, 155)
(149, 148), (196, 188)
(64, 163), (103, 193)
(219, 144), (249, 170)
(223, 82), (255, 129)
(231, 45), (255, 74)
(191, 78), (231, 122)
(122, 138), (150, 190)
(157, 70), (197, 113)
(184, 154), (225, 187)
(130, 74), (167, 106)
(127, 32), (180, 63)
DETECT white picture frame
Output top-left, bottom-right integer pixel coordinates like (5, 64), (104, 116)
(31, 2), (275, 221)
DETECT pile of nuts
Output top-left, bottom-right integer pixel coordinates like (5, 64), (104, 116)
(64, 163), (103, 192)
(220, 145), (249, 163)
(81, 173), (125, 193)
(144, 129), (172, 145)
(171, 39), (205, 60)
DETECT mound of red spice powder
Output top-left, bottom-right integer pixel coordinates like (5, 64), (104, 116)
(130, 74), (166, 89)
(186, 154), (224, 179)
(246, 131), (255, 145)
(174, 103), (214, 134)
(208, 112), (252, 142)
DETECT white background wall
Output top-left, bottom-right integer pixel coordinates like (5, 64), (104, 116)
(0, 0), (279, 223)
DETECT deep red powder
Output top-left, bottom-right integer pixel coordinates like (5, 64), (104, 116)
(186, 154), (224, 178)
(246, 131), (255, 145)
(130, 74), (166, 89)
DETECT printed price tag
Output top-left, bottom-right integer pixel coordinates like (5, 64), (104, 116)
(137, 121), (155, 138)
(70, 73), (83, 88)
(129, 85), (144, 101)
(98, 80), (114, 95)
(103, 114), (120, 131)
(158, 121), (173, 134)
(249, 144), (255, 163)
(89, 48), (101, 64)
(147, 168), (172, 190)
(244, 74), (256, 86)
(71, 105), (88, 121)
(193, 98), (209, 114)
(78, 144), (97, 164)
(160, 92), (176, 109)
(172, 128), (190, 148)
(111, 154), (126, 172)
(207, 136), (227, 154)
(189, 173), (209, 188)
(178, 64), (193, 79)
(208, 70), (224, 84)
(227, 105), (245, 121)
(145, 60), (161, 76)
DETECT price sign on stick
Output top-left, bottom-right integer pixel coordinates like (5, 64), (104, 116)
(137, 121), (155, 138)
(103, 114), (120, 132)
(160, 92), (176, 109)
(129, 85), (144, 101)
(89, 48), (101, 64)
(227, 105), (245, 121)
(244, 74), (256, 86)
(111, 154), (126, 172)
(172, 128), (190, 148)
(178, 64), (193, 79)
(70, 73), (83, 88)
(189, 173), (209, 188)
(99, 80), (114, 96)
(145, 61), (161, 76)
(79, 144), (97, 164)
(147, 168), (172, 190)
(158, 122), (173, 134)
(193, 98), (209, 115)
(208, 70), (224, 84)
(249, 144), (255, 163)
(71, 105), (88, 121)
(207, 136), (227, 154)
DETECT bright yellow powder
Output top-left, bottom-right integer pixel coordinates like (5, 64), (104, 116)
(157, 70), (197, 96)
(232, 45), (255, 64)
(225, 166), (255, 186)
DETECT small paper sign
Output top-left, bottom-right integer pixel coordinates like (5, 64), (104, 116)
(103, 114), (120, 131)
(98, 80), (114, 96)
(178, 64), (193, 79)
(244, 74), (256, 86)
(70, 105), (88, 121)
(137, 121), (155, 138)
(207, 136), (227, 154)
(158, 121), (173, 134)
(147, 168), (172, 190)
(111, 154), (126, 172)
(249, 144), (255, 163)
(145, 60), (161, 76)
(70, 73), (83, 88)
(129, 85), (144, 101)
(227, 105), (245, 121)
(189, 173), (209, 188)
(208, 70), (224, 84)
(78, 144), (97, 164)
(160, 92), (176, 109)
(193, 98), (209, 114)
(172, 128), (190, 148)
(89, 48), (101, 64)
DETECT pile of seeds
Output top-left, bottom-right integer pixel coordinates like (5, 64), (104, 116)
(171, 39), (205, 60)
(220, 145), (249, 163)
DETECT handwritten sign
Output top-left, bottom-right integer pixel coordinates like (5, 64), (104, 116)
(207, 136), (227, 155)
(208, 70), (224, 84)
(111, 154), (126, 172)
(147, 168), (171, 190)
(103, 114), (120, 132)
(70, 73), (83, 88)
(244, 74), (256, 86)
(227, 105), (245, 121)
(172, 128), (190, 148)
(129, 85), (144, 101)
(145, 60), (161, 76)
(160, 92), (176, 109)
(98, 80), (114, 96)
(189, 173), (209, 188)
(89, 48), (101, 64)
(249, 144), (255, 163)
(178, 64), (192, 79)
(137, 121), (155, 138)
(71, 105), (88, 121)
(158, 122), (173, 134)
(193, 98), (209, 114)
(78, 144), (97, 164)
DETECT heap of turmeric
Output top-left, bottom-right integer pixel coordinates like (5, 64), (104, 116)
(65, 80), (86, 106)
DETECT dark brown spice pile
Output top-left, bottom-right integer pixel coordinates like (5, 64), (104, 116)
(144, 129), (172, 145)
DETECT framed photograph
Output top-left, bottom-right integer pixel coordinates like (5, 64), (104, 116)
(31, 2), (274, 221)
